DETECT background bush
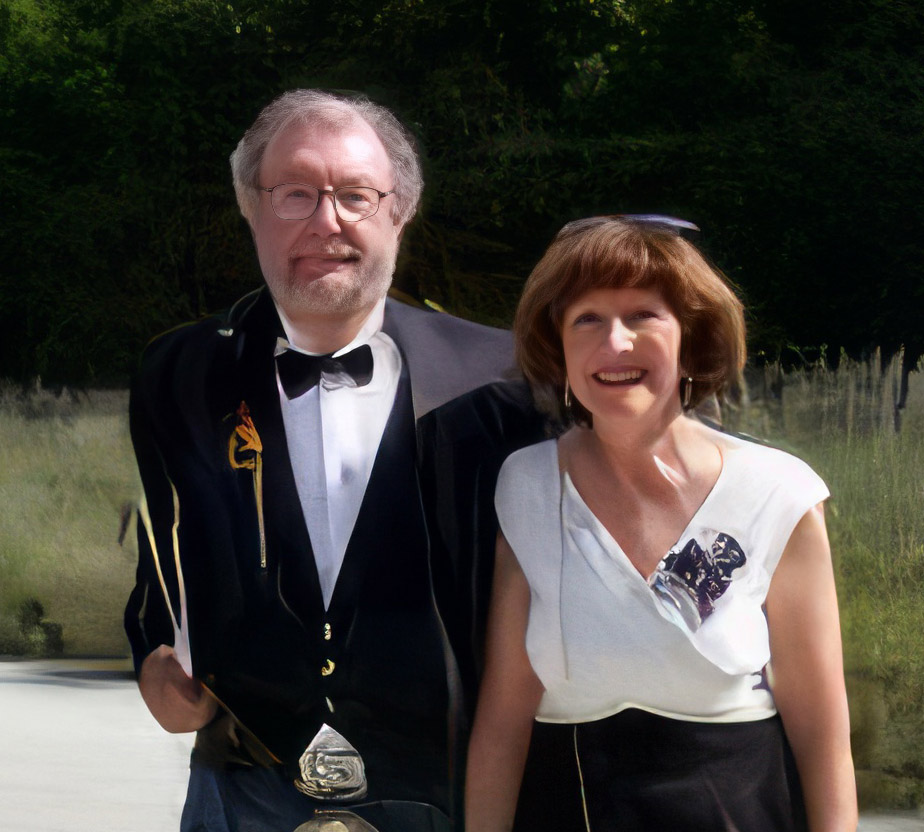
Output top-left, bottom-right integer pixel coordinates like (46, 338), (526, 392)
(1, 0), (922, 385)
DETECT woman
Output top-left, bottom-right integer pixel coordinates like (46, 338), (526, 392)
(465, 216), (856, 831)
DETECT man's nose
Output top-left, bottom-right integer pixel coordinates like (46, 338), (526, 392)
(306, 190), (342, 235)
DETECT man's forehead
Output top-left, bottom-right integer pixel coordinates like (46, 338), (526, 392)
(262, 119), (391, 181)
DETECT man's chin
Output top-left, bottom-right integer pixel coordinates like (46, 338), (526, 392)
(273, 271), (390, 318)
(282, 282), (360, 315)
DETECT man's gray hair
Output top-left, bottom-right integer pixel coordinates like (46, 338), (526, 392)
(230, 89), (423, 227)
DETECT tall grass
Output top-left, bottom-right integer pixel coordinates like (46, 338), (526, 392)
(0, 357), (922, 807)
(727, 352), (924, 808)
(0, 382), (138, 656)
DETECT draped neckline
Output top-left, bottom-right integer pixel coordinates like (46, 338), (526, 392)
(559, 439), (729, 584)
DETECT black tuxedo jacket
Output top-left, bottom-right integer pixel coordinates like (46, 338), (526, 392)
(125, 288), (546, 819)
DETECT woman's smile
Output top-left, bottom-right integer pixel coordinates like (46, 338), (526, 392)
(593, 368), (645, 384)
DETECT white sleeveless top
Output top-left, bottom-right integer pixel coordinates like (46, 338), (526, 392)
(495, 430), (829, 725)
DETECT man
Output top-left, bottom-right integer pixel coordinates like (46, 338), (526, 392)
(125, 90), (543, 832)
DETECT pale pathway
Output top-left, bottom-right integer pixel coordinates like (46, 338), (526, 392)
(0, 659), (921, 832)
(0, 659), (193, 832)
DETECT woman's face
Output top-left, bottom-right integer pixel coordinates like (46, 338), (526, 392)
(561, 286), (683, 426)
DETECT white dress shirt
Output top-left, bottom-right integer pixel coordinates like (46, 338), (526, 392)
(276, 297), (401, 609)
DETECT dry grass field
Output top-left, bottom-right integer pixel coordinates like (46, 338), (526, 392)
(0, 354), (921, 809)
(0, 383), (137, 657)
(726, 353), (924, 809)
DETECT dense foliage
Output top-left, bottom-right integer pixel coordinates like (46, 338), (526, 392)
(1, 0), (922, 385)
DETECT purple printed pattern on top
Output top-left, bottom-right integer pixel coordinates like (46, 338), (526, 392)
(648, 533), (747, 633)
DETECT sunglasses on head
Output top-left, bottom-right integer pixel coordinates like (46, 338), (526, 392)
(557, 214), (700, 238)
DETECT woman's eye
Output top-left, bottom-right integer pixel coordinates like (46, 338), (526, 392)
(631, 310), (657, 320)
(573, 313), (599, 325)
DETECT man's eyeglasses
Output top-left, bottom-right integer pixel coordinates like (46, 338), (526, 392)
(557, 214), (699, 238)
(258, 183), (395, 223)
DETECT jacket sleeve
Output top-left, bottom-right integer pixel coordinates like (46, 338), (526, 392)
(418, 380), (549, 717)
(123, 362), (180, 677)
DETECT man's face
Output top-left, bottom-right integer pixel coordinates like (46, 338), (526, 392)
(250, 120), (405, 323)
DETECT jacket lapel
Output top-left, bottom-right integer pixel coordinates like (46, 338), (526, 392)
(231, 290), (326, 626)
(325, 364), (419, 616)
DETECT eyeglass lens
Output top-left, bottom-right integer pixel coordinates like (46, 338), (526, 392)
(271, 185), (381, 222)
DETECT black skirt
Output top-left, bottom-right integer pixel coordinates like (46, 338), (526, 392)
(513, 709), (806, 832)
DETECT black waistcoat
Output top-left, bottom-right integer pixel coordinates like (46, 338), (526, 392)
(201, 374), (452, 811)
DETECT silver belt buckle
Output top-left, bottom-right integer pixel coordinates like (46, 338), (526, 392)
(293, 810), (380, 832)
(293, 724), (368, 801)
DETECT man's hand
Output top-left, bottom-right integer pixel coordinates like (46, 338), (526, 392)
(138, 644), (219, 733)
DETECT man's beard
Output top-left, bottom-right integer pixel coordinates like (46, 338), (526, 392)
(267, 242), (397, 319)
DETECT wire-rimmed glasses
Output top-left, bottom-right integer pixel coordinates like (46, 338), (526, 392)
(258, 183), (395, 222)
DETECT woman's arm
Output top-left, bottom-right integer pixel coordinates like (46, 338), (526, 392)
(465, 533), (545, 832)
(766, 503), (858, 832)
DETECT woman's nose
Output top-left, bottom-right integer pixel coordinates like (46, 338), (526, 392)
(606, 319), (634, 352)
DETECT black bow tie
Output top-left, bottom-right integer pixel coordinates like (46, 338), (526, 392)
(275, 344), (374, 399)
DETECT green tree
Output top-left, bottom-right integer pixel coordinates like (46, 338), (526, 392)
(1, 0), (921, 383)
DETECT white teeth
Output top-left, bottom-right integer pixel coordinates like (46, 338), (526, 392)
(596, 370), (643, 383)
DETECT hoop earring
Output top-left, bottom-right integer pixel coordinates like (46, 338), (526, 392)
(682, 377), (693, 408)
(564, 378), (572, 409)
